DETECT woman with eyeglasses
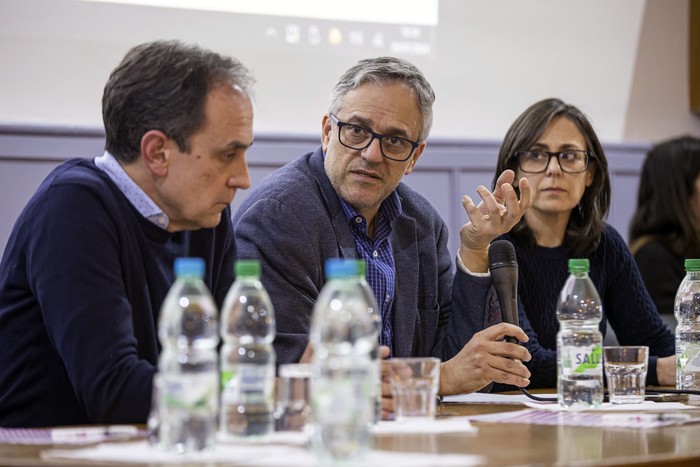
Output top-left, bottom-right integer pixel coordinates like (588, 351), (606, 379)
(491, 98), (675, 390)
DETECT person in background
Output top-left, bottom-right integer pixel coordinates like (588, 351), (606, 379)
(232, 56), (533, 418)
(0, 40), (255, 427)
(629, 136), (700, 330)
(492, 98), (675, 390)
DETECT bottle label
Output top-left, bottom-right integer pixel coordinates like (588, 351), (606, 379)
(311, 361), (373, 426)
(221, 369), (233, 391)
(221, 364), (274, 405)
(678, 342), (700, 372)
(560, 345), (603, 376)
(162, 372), (218, 412)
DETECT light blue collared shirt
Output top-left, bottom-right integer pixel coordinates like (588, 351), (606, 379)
(94, 151), (169, 229)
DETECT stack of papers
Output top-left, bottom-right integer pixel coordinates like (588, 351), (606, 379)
(467, 401), (698, 429)
(33, 419), (479, 466)
(42, 438), (484, 466)
(0, 425), (145, 445)
(442, 392), (553, 404)
(372, 417), (476, 434)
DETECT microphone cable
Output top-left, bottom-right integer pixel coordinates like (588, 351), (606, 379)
(518, 386), (700, 402)
(519, 387), (557, 402)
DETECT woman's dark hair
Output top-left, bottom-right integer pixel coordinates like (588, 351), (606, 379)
(102, 40), (254, 164)
(629, 136), (700, 258)
(492, 98), (611, 255)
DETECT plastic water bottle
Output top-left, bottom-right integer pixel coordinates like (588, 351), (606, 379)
(156, 257), (219, 453)
(556, 258), (604, 409)
(310, 259), (377, 463)
(354, 259), (382, 423)
(675, 258), (700, 395)
(219, 260), (276, 438)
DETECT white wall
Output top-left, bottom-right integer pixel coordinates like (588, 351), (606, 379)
(1, 0), (699, 258)
(624, 0), (700, 141)
(0, 0), (698, 143)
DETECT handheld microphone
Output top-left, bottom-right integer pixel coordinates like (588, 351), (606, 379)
(489, 240), (559, 401)
(488, 240), (519, 344)
(488, 239), (556, 400)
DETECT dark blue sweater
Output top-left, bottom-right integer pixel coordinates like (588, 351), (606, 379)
(496, 225), (674, 390)
(0, 159), (235, 427)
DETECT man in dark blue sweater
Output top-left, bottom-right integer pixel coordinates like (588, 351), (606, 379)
(0, 40), (255, 427)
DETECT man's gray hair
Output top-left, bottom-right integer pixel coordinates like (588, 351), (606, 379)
(328, 57), (436, 141)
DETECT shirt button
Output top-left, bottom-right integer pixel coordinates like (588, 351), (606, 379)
(355, 217), (363, 224)
(373, 250), (378, 257)
(385, 294), (390, 302)
(488, 314), (496, 323)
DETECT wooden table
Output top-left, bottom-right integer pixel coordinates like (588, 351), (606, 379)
(2, 400), (700, 466)
(420, 401), (700, 466)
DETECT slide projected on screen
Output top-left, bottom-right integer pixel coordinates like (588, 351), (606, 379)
(77, 0), (438, 56)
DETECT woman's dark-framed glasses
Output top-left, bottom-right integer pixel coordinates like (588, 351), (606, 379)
(515, 150), (591, 173)
(330, 114), (419, 162)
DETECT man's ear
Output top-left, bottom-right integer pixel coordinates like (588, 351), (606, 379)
(321, 114), (332, 151)
(404, 141), (427, 175)
(140, 130), (170, 177)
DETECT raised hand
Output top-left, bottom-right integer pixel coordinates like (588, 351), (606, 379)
(459, 170), (531, 272)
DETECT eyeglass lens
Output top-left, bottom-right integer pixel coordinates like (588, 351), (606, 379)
(518, 151), (588, 173)
(338, 124), (413, 161)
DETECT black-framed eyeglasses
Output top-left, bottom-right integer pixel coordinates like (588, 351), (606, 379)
(514, 150), (592, 174)
(330, 114), (420, 162)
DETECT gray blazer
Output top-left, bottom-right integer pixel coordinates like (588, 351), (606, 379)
(232, 147), (497, 364)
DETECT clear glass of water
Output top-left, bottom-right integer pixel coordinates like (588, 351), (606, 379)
(603, 346), (649, 404)
(274, 363), (312, 432)
(388, 357), (441, 422)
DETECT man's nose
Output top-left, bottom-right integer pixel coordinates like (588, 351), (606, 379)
(228, 156), (251, 190)
(361, 136), (384, 163)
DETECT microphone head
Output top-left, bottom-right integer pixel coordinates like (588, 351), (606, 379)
(488, 239), (517, 270)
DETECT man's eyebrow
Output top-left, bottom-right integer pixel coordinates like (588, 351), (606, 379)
(222, 139), (254, 151)
(346, 116), (412, 139)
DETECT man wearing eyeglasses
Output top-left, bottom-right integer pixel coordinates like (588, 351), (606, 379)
(232, 56), (533, 416)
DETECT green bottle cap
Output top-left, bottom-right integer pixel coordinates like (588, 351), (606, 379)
(235, 259), (261, 278)
(568, 258), (590, 273)
(684, 259), (700, 272)
(354, 259), (367, 278)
